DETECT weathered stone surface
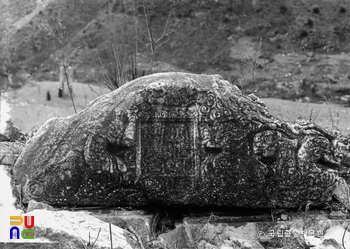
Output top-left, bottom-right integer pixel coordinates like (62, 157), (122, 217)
(329, 210), (347, 219)
(0, 142), (25, 166)
(257, 211), (350, 249)
(154, 212), (350, 249)
(156, 220), (265, 249)
(3, 120), (27, 142)
(318, 239), (343, 249)
(20, 209), (140, 249)
(27, 200), (55, 212)
(322, 226), (350, 248)
(3, 208), (350, 249)
(88, 209), (152, 242)
(12, 72), (350, 208)
(0, 133), (10, 142)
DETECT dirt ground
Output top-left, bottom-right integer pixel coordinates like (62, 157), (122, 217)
(3, 80), (110, 134)
(263, 98), (350, 134)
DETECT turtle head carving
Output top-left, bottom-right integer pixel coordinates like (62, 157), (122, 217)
(252, 121), (350, 209)
(12, 72), (350, 210)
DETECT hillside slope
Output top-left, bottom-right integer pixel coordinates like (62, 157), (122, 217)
(2, 0), (350, 100)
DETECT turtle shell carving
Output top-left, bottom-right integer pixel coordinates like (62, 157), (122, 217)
(13, 72), (350, 209)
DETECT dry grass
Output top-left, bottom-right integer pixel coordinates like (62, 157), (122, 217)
(263, 98), (350, 135)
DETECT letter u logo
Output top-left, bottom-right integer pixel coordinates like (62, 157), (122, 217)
(24, 216), (34, 229)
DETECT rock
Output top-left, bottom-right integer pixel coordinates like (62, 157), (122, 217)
(279, 214), (289, 221)
(150, 211), (350, 249)
(14, 209), (141, 249)
(331, 179), (350, 213)
(325, 75), (338, 85)
(158, 219), (265, 249)
(257, 211), (350, 249)
(319, 238), (343, 249)
(2, 208), (348, 249)
(3, 120), (27, 142)
(27, 200), (55, 212)
(89, 209), (152, 242)
(305, 235), (323, 247)
(329, 210), (347, 219)
(12, 72), (350, 209)
(306, 52), (316, 62)
(157, 225), (189, 248)
(0, 142), (25, 167)
(0, 133), (10, 142)
(340, 95), (350, 104)
(323, 226), (350, 246)
(303, 96), (310, 102)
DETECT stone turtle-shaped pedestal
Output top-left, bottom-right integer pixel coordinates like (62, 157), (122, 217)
(13, 72), (350, 209)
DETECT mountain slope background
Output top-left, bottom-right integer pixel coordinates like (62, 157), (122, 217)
(2, 0), (350, 102)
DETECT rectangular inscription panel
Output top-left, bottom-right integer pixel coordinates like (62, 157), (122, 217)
(139, 118), (195, 176)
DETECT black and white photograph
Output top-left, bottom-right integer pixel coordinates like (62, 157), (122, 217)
(1, 0), (350, 248)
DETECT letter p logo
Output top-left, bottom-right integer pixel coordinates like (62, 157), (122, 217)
(10, 216), (23, 226)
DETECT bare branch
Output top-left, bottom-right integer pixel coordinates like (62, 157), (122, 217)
(86, 83), (100, 97)
(137, 24), (150, 41)
(86, 35), (114, 90)
(127, 226), (145, 249)
(343, 224), (348, 249)
(132, 0), (139, 73)
(142, 0), (153, 44)
(62, 62), (77, 114)
(328, 107), (335, 128)
(91, 228), (101, 247)
(78, 236), (87, 249)
(136, 38), (148, 46)
(155, 3), (172, 43)
(109, 223), (113, 249)
(82, 37), (113, 91)
(155, 38), (170, 50)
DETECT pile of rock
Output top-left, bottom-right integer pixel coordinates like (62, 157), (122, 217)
(2, 200), (350, 249)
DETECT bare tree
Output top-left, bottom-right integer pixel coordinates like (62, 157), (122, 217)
(138, 0), (172, 72)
